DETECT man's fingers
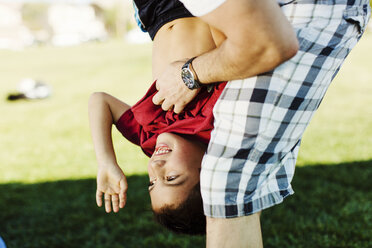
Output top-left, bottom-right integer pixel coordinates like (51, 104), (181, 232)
(152, 92), (164, 105)
(155, 80), (160, 91)
(161, 100), (173, 112)
(173, 103), (186, 114)
(111, 194), (120, 213)
(104, 193), (112, 213)
(96, 190), (103, 207)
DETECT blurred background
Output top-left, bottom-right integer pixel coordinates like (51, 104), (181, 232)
(0, 0), (150, 49)
(0, 0), (371, 247)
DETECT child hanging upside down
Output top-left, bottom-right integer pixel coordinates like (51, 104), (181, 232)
(88, 0), (228, 235)
(89, 80), (226, 235)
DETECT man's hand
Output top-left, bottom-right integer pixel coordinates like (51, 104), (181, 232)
(152, 60), (200, 114)
(96, 163), (128, 213)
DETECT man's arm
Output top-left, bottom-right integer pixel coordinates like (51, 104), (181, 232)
(206, 213), (263, 248)
(193, 0), (299, 83)
(153, 0), (299, 113)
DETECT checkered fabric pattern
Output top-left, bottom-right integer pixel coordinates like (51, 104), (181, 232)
(200, 0), (371, 218)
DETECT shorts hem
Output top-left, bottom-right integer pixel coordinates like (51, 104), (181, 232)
(203, 188), (294, 218)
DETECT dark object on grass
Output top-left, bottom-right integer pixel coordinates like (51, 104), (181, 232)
(6, 78), (52, 101)
(7, 93), (27, 101)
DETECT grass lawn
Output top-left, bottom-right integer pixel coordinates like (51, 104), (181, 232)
(0, 31), (371, 248)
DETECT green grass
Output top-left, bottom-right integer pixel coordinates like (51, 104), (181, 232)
(0, 32), (371, 247)
(0, 40), (152, 183)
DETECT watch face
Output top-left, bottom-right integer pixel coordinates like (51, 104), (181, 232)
(181, 68), (195, 89)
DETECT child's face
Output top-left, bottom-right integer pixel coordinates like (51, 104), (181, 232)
(148, 133), (206, 211)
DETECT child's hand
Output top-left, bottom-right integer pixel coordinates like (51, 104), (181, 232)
(96, 163), (128, 213)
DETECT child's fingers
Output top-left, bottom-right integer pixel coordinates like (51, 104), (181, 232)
(119, 192), (127, 209)
(111, 194), (120, 213)
(104, 193), (112, 213)
(119, 180), (127, 208)
(96, 190), (103, 207)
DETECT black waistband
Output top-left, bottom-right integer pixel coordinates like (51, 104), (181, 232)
(134, 0), (194, 40)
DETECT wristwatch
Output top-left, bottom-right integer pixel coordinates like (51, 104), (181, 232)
(181, 57), (202, 90)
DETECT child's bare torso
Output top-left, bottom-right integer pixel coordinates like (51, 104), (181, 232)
(152, 17), (226, 80)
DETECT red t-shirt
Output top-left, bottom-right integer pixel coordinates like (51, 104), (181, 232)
(115, 81), (227, 157)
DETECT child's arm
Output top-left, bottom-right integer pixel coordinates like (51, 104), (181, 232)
(88, 92), (130, 213)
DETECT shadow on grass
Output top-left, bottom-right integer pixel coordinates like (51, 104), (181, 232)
(0, 175), (204, 248)
(262, 160), (372, 248)
(0, 160), (371, 248)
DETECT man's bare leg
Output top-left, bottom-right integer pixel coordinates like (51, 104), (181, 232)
(206, 212), (263, 248)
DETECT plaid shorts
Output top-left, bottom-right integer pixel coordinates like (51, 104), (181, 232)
(201, 0), (371, 218)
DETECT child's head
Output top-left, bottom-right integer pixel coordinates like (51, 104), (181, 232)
(148, 132), (207, 235)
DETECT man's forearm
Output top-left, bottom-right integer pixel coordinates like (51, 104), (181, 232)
(206, 213), (263, 248)
(192, 0), (299, 84)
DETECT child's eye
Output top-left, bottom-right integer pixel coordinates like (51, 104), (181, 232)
(166, 175), (178, 181)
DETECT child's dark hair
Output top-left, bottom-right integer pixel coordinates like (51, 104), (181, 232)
(153, 183), (206, 235)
